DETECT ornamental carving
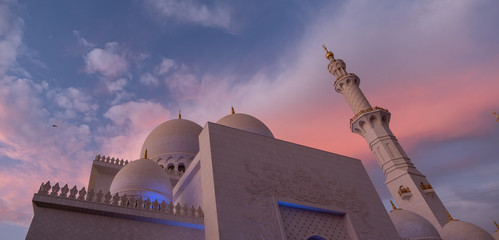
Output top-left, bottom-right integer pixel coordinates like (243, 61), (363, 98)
(242, 164), (383, 240)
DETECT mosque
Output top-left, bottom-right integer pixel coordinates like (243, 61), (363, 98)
(26, 48), (498, 240)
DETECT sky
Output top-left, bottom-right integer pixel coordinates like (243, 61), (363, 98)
(1, 0), (499, 238)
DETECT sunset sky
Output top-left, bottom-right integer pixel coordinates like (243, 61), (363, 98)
(1, 0), (499, 238)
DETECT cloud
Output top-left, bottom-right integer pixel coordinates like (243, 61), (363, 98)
(72, 30), (95, 48)
(139, 58), (176, 87)
(0, 1), (23, 75)
(164, 65), (202, 101)
(139, 73), (159, 86)
(156, 58), (176, 75)
(45, 86), (98, 121)
(156, 3), (499, 236)
(0, 4), (99, 225)
(84, 42), (128, 78)
(106, 78), (127, 92)
(0, 76), (96, 225)
(145, 0), (232, 31)
(98, 100), (170, 160)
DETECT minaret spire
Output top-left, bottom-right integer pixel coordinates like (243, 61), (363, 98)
(322, 44), (334, 60)
(325, 47), (450, 232)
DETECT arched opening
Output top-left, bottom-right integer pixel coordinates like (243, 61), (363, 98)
(178, 163), (185, 173)
(167, 163), (174, 171)
(359, 120), (366, 131)
(369, 115), (379, 127)
(353, 128), (363, 135)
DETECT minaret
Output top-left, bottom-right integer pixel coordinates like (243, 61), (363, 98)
(324, 46), (450, 231)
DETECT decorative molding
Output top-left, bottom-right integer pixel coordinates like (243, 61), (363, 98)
(243, 164), (383, 239)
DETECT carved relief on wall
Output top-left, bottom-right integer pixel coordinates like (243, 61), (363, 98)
(242, 164), (382, 240)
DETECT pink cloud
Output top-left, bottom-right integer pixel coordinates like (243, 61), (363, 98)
(0, 76), (94, 226)
(84, 42), (128, 78)
(156, 1), (499, 171)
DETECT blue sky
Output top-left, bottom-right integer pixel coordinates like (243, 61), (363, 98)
(1, 0), (499, 238)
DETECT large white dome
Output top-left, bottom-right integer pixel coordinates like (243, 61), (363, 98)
(493, 230), (499, 240)
(216, 113), (274, 138)
(110, 158), (173, 202)
(441, 220), (494, 240)
(389, 209), (441, 240)
(140, 119), (203, 159)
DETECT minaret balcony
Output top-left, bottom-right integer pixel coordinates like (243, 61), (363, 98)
(423, 189), (435, 194)
(350, 106), (390, 124)
(398, 186), (412, 199)
(420, 182), (435, 194)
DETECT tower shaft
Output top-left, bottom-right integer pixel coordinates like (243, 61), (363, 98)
(326, 51), (450, 231)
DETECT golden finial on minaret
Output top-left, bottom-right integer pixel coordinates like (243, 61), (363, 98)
(322, 44), (334, 60)
(494, 220), (499, 231)
(178, 110), (181, 119)
(144, 148), (148, 159)
(491, 111), (499, 123)
(231, 106), (235, 114)
(389, 200), (399, 212)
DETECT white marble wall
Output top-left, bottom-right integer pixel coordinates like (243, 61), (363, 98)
(199, 122), (400, 240)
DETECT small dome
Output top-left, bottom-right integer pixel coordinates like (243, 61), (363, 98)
(389, 209), (441, 240)
(140, 119), (203, 159)
(216, 113), (274, 138)
(110, 159), (172, 202)
(441, 220), (494, 240)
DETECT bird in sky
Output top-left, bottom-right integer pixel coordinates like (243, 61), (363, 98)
(52, 124), (58, 127)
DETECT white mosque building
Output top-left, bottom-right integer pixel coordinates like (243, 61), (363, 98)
(26, 48), (498, 240)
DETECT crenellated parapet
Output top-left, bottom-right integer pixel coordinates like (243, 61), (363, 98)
(350, 106), (390, 124)
(36, 181), (204, 218)
(94, 154), (131, 166)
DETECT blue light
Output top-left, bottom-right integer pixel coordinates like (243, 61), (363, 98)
(277, 201), (344, 215)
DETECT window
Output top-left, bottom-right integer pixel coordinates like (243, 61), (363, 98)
(178, 163), (185, 173)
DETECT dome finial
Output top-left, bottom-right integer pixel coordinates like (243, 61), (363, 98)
(446, 211), (454, 221)
(144, 148), (148, 159)
(494, 220), (499, 231)
(390, 200), (399, 211)
(231, 106), (235, 114)
(178, 110), (181, 119)
(322, 44), (334, 60)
